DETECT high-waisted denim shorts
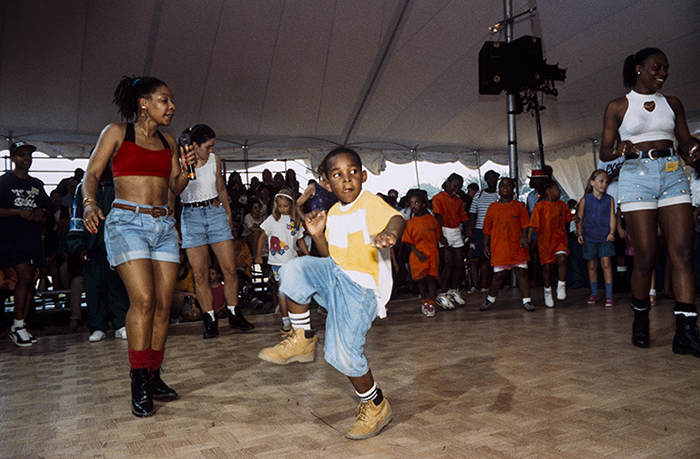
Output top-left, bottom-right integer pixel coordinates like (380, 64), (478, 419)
(105, 199), (180, 267)
(180, 203), (233, 249)
(618, 156), (691, 211)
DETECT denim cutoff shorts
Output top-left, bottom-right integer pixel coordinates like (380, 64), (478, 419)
(582, 241), (616, 260)
(618, 157), (691, 212)
(105, 199), (180, 267)
(180, 203), (233, 249)
(279, 256), (378, 377)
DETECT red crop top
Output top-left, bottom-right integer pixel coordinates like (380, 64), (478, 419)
(112, 123), (172, 178)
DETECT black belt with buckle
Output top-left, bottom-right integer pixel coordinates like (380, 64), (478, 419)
(182, 198), (218, 208)
(627, 148), (675, 160)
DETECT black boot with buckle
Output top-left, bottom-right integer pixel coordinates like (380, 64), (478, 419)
(130, 368), (154, 417)
(672, 303), (700, 358)
(203, 312), (219, 339)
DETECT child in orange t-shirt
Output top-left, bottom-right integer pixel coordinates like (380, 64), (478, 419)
(528, 180), (572, 307)
(402, 191), (441, 317)
(432, 173), (469, 309)
(481, 177), (533, 311)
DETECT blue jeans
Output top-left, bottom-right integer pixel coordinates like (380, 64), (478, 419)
(105, 199), (179, 267)
(180, 203), (232, 249)
(280, 256), (378, 377)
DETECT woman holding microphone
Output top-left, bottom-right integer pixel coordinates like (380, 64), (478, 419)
(82, 76), (194, 417)
(178, 124), (254, 339)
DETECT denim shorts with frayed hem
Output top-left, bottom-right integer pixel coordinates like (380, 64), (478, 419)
(105, 199), (179, 267)
(280, 256), (378, 377)
(618, 157), (691, 212)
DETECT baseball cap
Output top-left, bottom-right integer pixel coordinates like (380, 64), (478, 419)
(9, 141), (37, 156)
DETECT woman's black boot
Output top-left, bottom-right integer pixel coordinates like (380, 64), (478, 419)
(672, 306), (700, 357)
(631, 299), (650, 348)
(151, 368), (179, 401)
(203, 313), (219, 339)
(227, 306), (255, 330)
(130, 368), (154, 417)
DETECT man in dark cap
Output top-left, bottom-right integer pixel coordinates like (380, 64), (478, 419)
(0, 141), (53, 346)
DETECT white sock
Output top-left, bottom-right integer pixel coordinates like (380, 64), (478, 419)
(282, 316), (291, 326)
(288, 311), (311, 330)
(13, 319), (24, 330)
(227, 305), (236, 315)
(558, 280), (566, 289)
(356, 383), (378, 402)
(649, 289), (656, 297)
(522, 297), (532, 304)
(206, 310), (216, 320)
(487, 295), (497, 303)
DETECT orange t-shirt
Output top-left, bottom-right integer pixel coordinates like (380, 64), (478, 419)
(529, 200), (572, 264)
(482, 200), (530, 267)
(402, 213), (441, 280)
(432, 191), (468, 228)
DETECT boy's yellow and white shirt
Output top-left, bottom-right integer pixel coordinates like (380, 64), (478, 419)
(326, 190), (402, 318)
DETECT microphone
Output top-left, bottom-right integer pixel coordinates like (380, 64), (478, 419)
(178, 133), (196, 180)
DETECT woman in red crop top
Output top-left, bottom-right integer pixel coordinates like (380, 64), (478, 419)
(82, 76), (195, 417)
(600, 48), (700, 355)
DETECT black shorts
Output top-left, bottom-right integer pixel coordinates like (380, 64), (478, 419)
(0, 240), (44, 269)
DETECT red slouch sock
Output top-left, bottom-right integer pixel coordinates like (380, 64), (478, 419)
(128, 347), (152, 370)
(151, 348), (165, 371)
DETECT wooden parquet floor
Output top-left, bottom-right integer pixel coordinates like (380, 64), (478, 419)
(2, 288), (700, 459)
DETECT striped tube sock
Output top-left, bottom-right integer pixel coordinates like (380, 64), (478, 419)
(356, 383), (384, 405)
(288, 311), (312, 330)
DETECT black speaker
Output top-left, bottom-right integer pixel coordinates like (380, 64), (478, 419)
(505, 35), (543, 93)
(479, 41), (508, 95)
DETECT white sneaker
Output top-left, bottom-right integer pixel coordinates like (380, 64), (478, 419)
(9, 326), (34, 347)
(114, 327), (127, 340)
(435, 293), (455, 310)
(544, 288), (554, 308)
(89, 330), (106, 342)
(447, 289), (466, 306)
(556, 283), (566, 300)
(421, 303), (436, 317)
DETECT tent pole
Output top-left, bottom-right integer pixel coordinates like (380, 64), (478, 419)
(505, 0), (519, 188)
(243, 144), (250, 185)
(412, 148), (420, 189)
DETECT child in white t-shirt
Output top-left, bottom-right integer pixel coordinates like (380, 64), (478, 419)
(256, 188), (308, 330)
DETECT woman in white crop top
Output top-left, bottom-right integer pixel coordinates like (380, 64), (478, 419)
(600, 48), (700, 355)
(179, 124), (254, 339)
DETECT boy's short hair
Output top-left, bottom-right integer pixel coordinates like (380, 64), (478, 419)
(539, 179), (558, 196)
(467, 183), (479, 192)
(322, 147), (362, 175)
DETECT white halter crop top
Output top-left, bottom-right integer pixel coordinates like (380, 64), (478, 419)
(618, 90), (675, 144)
(180, 153), (219, 203)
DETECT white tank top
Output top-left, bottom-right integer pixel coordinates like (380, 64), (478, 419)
(618, 90), (675, 144)
(180, 153), (219, 203)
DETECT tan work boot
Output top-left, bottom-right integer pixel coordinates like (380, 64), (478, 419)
(258, 328), (318, 364)
(345, 397), (393, 440)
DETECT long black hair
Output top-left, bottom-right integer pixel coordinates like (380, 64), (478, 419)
(113, 75), (167, 121)
(622, 48), (664, 88)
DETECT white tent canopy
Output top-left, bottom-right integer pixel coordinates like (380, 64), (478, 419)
(1, 0), (699, 198)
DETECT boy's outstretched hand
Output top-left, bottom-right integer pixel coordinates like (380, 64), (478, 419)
(305, 209), (327, 237)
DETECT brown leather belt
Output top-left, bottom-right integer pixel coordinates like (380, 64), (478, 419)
(112, 202), (169, 217)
